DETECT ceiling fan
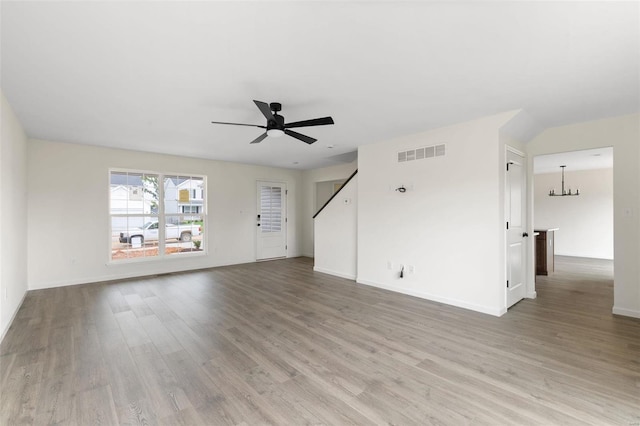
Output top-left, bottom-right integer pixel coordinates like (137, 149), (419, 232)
(211, 100), (334, 145)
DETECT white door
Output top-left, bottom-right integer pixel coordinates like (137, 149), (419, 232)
(506, 149), (527, 308)
(256, 181), (287, 260)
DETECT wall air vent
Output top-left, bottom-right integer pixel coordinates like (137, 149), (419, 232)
(397, 144), (445, 163)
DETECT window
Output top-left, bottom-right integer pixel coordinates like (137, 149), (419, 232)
(181, 205), (200, 214)
(109, 170), (206, 261)
(260, 185), (282, 233)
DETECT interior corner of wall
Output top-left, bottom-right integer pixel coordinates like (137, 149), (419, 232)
(499, 109), (543, 144)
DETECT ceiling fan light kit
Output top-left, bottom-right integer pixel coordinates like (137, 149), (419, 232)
(267, 129), (285, 138)
(211, 100), (334, 145)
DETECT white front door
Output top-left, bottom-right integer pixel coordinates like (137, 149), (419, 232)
(506, 149), (527, 308)
(256, 181), (287, 261)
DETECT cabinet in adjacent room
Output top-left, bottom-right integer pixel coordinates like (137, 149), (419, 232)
(535, 228), (558, 275)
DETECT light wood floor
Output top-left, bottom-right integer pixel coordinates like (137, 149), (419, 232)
(1, 256), (639, 425)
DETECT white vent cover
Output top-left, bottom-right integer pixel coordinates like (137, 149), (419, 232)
(397, 144), (445, 163)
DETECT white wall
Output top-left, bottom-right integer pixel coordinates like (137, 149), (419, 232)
(301, 161), (356, 257)
(534, 168), (613, 259)
(527, 114), (640, 318)
(27, 139), (303, 289)
(357, 112), (518, 316)
(1, 92), (29, 340)
(313, 174), (358, 279)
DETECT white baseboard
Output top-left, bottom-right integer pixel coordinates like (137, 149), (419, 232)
(612, 306), (640, 319)
(29, 256), (312, 291)
(527, 291), (537, 299)
(554, 253), (614, 261)
(1, 291), (27, 344)
(313, 266), (356, 280)
(28, 260), (239, 290)
(29, 270), (194, 290)
(356, 278), (505, 317)
(301, 252), (314, 258)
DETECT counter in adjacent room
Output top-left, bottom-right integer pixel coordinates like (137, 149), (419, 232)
(534, 228), (559, 275)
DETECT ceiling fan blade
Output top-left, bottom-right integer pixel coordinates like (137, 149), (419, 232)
(285, 116), (334, 129)
(253, 100), (275, 121)
(211, 121), (266, 129)
(249, 132), (269, 144)
(285, 129), (317, 145)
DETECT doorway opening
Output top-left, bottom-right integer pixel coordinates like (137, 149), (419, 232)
(532, 147), (614, 312)
(314, 179), (346, 215)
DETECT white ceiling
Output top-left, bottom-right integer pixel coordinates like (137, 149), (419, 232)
(533, 147), (613, 174)
(1, 1), (638, 170)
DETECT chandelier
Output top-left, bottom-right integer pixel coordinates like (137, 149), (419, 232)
(549, 165), (579, 196)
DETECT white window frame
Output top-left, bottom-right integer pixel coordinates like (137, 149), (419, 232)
(109, 168), (207, 263)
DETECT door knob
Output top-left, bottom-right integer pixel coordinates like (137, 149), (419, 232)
(522, 232), (529, 237)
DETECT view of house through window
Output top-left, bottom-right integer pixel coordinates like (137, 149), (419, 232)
(109, 171), (205, 261)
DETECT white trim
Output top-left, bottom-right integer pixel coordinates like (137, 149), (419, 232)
(108, 170), (207, 264)
(0, 291), (27, 344)
(356, 278), (506, 317)
(256, 256), (286, 262)
(313, 266), (356, 280)
(29, 263), (215, 291)
(506, 145), (525, 156)
(302, 252), (314, 258)
(31, 255), (292, 291)
(527, 291), (537, 299)
(612, 306), (640, 319)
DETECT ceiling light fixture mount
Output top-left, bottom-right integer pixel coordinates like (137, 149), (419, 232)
(549, 165), (579, 196)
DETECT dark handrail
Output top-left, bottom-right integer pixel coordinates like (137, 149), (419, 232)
(313, 169), (358, 219)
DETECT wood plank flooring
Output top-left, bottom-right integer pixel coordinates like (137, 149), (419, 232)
(1, 256), (639, 425)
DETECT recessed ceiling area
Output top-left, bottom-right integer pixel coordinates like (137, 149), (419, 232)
(533, 147), (614, 174)
(1, 1), (638, 169)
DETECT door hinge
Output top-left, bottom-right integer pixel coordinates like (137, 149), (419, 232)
(506, 222), (509, 230)
(507, 280), (510, 288)
(285, 218), (288, 223)
(286, 190), (288, 195)
(506, 163), (509, 171)
(285, 245), (288, 250)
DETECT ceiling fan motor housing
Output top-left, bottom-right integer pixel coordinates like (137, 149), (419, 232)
(269, 112), (285, 130)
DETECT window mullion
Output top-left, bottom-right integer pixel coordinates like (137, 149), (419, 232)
(158, 173), (166, 255)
